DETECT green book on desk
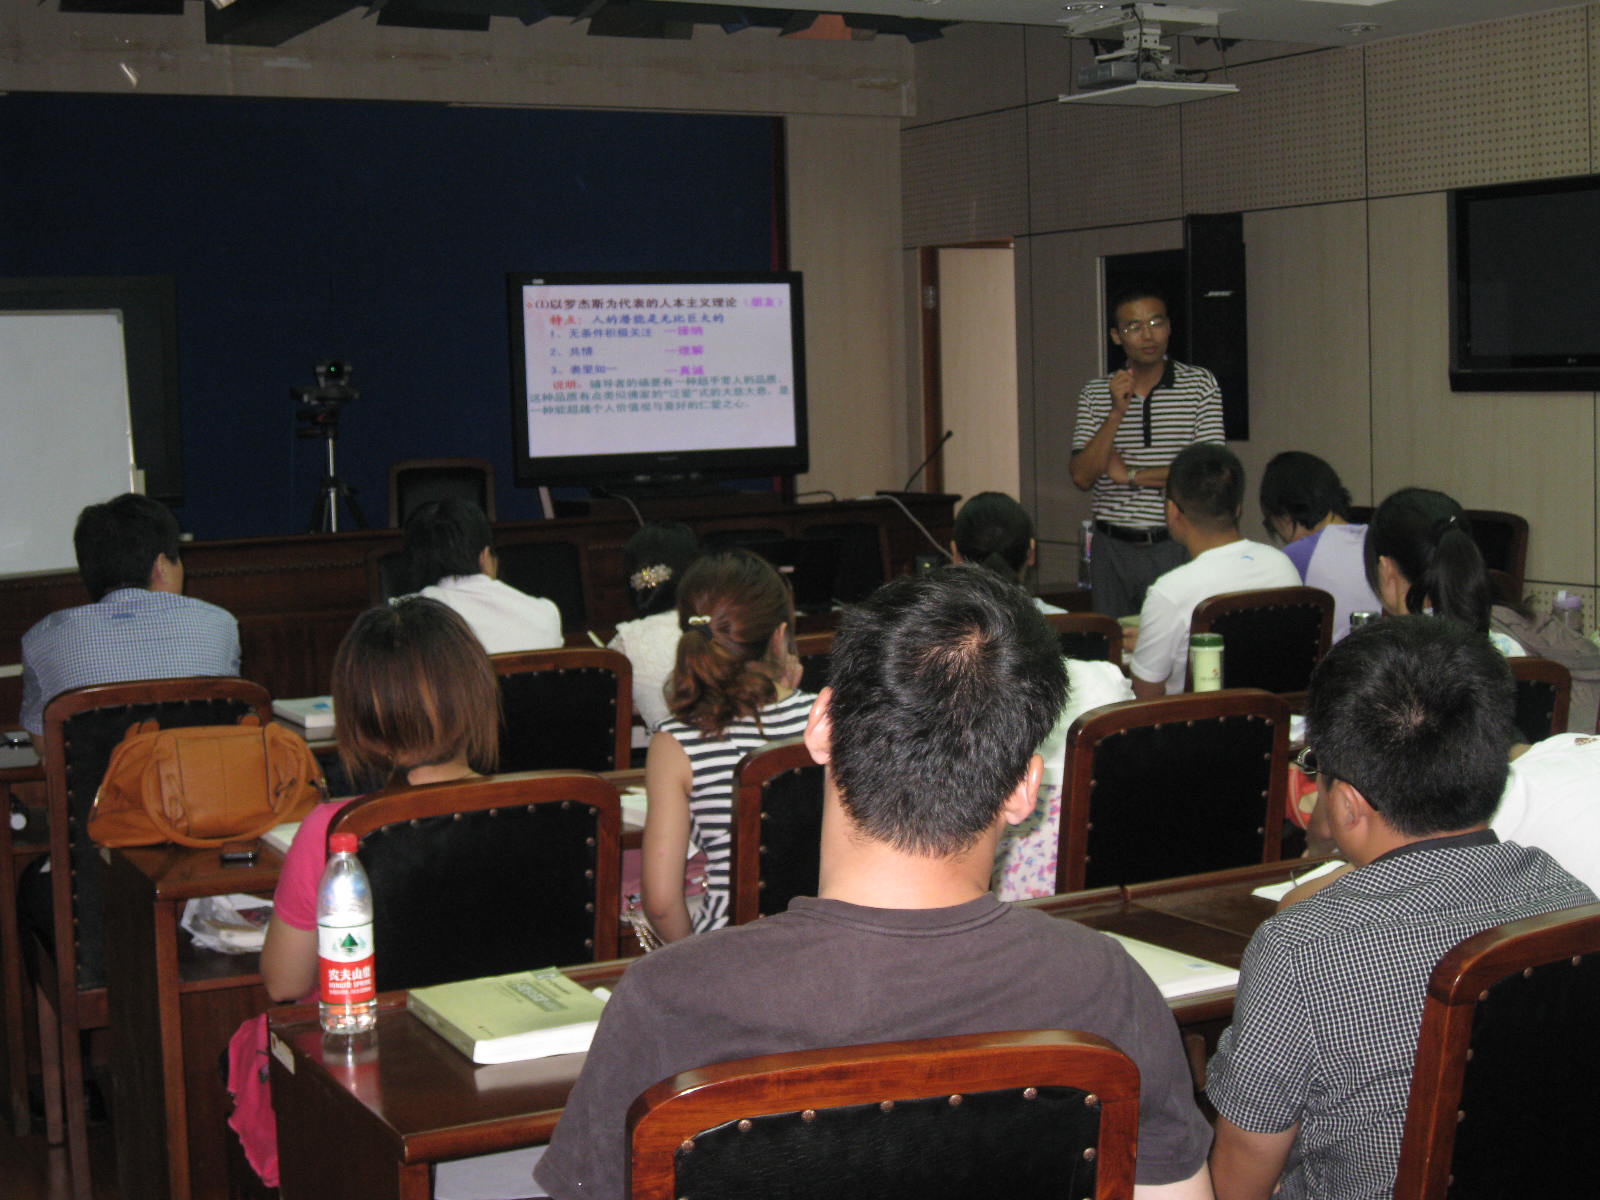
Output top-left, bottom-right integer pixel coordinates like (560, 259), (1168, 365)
(408, 968), (610, 1065)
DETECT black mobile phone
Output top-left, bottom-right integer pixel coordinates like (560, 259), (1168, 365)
(220, 841), (259, 865)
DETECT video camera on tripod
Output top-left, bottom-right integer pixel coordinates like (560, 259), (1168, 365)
(292, 360), (366, 532)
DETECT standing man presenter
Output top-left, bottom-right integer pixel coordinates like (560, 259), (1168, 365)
(1071, 289), (1225, 618)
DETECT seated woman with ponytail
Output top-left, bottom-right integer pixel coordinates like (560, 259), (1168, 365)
(952, 491), (1065, 613)
(1365, 487), (1525, 656)
(951, 491), (1135, 899)
(641, 549), (811, 942)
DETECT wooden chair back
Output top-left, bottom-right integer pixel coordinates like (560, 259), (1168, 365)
(28, 677), (271, 1197)
(1188, 586), (1334, 704)
(628, 1029), (1139, 1200)
(1394, 902), (1600, 1200)
(491, 647), (631, 774)
(388, 456), (496, 526)
(328, 771), (621, 990)
(1043, 612), (1123, 663)
(1060, 688), (1289, 892)
(1508, 656), (1571, 744)
(729, 738), (824, 926)
(795, 631), (833, 696)
(33, 678), (273, 991)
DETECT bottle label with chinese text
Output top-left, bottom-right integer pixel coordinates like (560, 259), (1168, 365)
(318, 921), (376, 1005)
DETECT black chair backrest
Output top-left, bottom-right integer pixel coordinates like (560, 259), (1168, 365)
(795, 631), (833, 696)
(1190, 587), (1333, 697)
(330, 772), (621, 993)
(1509, 657), (1571, 744)
(628, 1029), (1139, 1200)
(46, 685), (266, 989)
(1043, 613), (1122, 663)
(366, 546), (415, 604)
(799, 521), (886, 604)
(389, 456), (496, 526)
(1396, 903), (1600, 1199)
(494, 649), (630, 774)
(1062, 689), (1288, 892)
(731, 738), (824, 925)
(494, 539), (588, 629)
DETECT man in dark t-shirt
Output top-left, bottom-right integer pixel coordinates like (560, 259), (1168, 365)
(536, 567), (1215, 1200)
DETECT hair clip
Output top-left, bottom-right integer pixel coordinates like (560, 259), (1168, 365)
(687, 614), (712, 626)
(630, 564), (673, 591)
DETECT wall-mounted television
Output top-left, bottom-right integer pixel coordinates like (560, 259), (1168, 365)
(1449, 173), (1600, 391)
(508, 271), (808, 490)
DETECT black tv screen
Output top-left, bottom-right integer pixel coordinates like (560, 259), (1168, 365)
(507, 271), (808, 489)
(1449, 174), (1600, 391)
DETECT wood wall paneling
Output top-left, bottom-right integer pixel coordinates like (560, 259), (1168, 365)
(1180, 48), (1367, 213)
(1233, 202), (1372, 533)
(908, 22), (1029, 129)
(1, 5), (913, 118)
(1367, 193), (1596, 587)
(1365, 7), (1592, 197)
(788, 115), (911, 500)
(1028, 102), (1184, 234)
(902, 110), (1030, 247)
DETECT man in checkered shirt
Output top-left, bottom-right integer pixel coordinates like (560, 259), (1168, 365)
(18, 494), (240, 738)
(1206, 616), (1593, 1200)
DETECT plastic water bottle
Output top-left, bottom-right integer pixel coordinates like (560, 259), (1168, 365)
(317, 832), (377, 1035)
(1553, 590), (1584, 634)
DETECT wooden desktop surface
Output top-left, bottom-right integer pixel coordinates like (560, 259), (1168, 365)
(104, 773), (650, 1200)
(266, 859), (1317, 1200)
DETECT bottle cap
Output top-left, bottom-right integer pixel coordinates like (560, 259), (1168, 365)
(329, 833), (358, 854)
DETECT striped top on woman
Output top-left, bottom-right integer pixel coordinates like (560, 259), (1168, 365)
(656, 688), (815, 933)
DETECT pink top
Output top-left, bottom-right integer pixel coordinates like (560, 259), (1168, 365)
(272, 799), (347, 931)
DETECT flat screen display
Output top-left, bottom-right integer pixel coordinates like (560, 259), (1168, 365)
(508, 271), (807, 488)
(1449, 174), (1600, 390)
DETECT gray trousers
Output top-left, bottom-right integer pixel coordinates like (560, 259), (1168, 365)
(1089, 530), (1187, 619)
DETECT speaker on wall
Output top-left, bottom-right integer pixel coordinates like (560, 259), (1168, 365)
(1184, 212), (1248, 441)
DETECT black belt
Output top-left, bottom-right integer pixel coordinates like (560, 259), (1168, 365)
(1094, 520), (1170, 546)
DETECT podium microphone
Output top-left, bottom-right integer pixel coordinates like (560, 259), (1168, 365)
(896, 430), (954, 494)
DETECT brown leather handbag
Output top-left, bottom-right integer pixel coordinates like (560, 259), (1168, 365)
(89, 716), (325, 847)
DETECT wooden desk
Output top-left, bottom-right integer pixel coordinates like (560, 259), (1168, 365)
(105, 843), (281, 1200)
(1, 494), (958, 715)
(269, 860), (1313, 1200)
(104, 795), (650, 1200)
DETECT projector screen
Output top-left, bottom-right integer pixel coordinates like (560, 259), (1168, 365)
(508, 272), (808, 489)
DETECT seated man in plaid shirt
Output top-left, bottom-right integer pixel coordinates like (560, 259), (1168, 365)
(1206, 616), (1593, 1200)
(19, 493), (239, 738)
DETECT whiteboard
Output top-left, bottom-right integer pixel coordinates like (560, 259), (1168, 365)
(0, 311), (137, 577)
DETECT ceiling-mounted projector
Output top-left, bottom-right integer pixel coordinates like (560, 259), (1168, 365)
(1058, 4), (1238, 107)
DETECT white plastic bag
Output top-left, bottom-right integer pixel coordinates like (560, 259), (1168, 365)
(181, 893), (274, 954)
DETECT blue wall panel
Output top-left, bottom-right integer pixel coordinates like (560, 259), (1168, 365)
(1, 93), (780, 538)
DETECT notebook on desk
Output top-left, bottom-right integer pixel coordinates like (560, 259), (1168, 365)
(1106, 933), (1238, 999)
(261, 822), (300, 855)
(272, 696), (335, 735)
